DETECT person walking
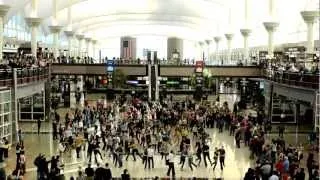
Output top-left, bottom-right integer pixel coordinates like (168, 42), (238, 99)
(219, 146), (226, 170)
(211, 147), (219, 170)
(195, 142), (202, 166)
(187, 150), (197, 171)
(166, 151), (175, 177)
(37, 118), (41, 135)
(104, 163), (112, 180)
(75, 134), (84, 159)
(121, 169), (130, 180)
(202, 142), (212, 167)
(147, 145), (155, 169)
(179, 146), (188, 170)
(235, 129), (241, 148)
(85, 164), (94, 180)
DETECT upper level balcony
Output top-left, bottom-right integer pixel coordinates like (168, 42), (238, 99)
(0, 67), (49, 88)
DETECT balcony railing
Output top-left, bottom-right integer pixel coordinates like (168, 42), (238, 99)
(0, 67), (49, 87)
(0, 69), (13, 87)
(265, 70), (319, 89)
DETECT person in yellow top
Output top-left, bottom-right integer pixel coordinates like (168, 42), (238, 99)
(74, 134), (85, 159)
(126, 139), (139, 161)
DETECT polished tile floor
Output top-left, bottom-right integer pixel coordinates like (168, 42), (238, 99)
(6, 129), (256, 179)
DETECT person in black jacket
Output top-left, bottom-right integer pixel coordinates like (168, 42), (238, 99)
(85, 164), (94, 179)
(94, 164), (104, 180)
(104, 163), (112, 180)
(202, 143), (212, 167)
(121, 169), (130, 180)
(294, 168), (305, 180)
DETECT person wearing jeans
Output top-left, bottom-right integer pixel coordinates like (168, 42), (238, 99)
(202, 143), (212, 167)
(166, 151), (175, 177)
(147, 146), (154, 169)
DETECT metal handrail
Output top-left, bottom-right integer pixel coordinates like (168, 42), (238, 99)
(265, 70), (319, 89)
(0, 67), (49, 87)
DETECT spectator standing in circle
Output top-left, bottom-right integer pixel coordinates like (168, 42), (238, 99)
(219, 146), (226, 170)
(121, 169), (130, 180)
(166, 150), (175, 177)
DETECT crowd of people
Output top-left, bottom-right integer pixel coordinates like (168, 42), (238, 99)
(0, 91), (317, 179)
(46, 97), (230, 178)
(24, 93), (318, 179)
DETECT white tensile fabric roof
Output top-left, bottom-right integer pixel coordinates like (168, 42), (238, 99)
(2, 0), (319, 47)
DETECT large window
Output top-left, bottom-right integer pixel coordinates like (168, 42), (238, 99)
(0, 90), (12, 143)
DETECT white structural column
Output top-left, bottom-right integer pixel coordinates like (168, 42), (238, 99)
(25, 0), (42, 58)
(85, 37), (91, 57)
(64, 31), (74, 58)
(205, 39), (212, 64)
(263, 22), (279, 58)
(224, 33), (234, 65)
(76, 34), (84, 59)
(240, 0), (251, 65)
(213, 36), (221, 64)
(240, 29), (251, 64)
(25, 18), (42, 58)
(49, 0), (63, 60)
(301, 11), (320, 54)
(91, 39), (97, 61)
(66, 0), (73, 31)
(49, 26), (62, 60)
(263, 0), (279, 58)
(198, 41), (204, 61)
(65, 0), (74, 59)
(0, 4), (10, 63)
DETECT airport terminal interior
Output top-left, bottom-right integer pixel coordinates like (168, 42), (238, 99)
(0, 0), (319, 179)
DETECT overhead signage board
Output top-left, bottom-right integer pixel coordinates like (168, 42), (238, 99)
(195, 60), (204, 73)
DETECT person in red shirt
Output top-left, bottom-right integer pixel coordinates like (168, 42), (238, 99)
(275, 159), (284, 175)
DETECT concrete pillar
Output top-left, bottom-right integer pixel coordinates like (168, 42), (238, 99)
(214, 36), (221, 64)
(30, 0), (39, 17)
(155, 64), (159, 101)
(70, 81), (76, 109)
(49, 26), (62, 60)
(167, 37), (183, 61)
(198, 41), (204, 61)
(263, 0), (279, 58)
(64, 31), (74, 59)
(25, 0), (41, 59)
(70, 76), (84, 108)
(301, 11), (320, 54)
(263, 22), (279, 58)
(66, 0), (73, 31)
(205, 39), (212, 64)
(25, 18), (42, 58)
(85, 37), (91, 57)
(12, 69), (18, 143)
(76, 34), (84, 59)
(0, 5), (9, 63)
(91, 39), (97, 60)
(240, 0), (251, 65)
(240, 29), (251, 65)
(51, 0), (58, 25)
(225, 33), (234, 65)
(147, 63), (151, 100)
(74, 76), (84, 107)
(268, 0), (275, 20)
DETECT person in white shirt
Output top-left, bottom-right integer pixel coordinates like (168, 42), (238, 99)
(269, 171), (280, 180)
(57, 141), (65, 157)
(166, 151), (175, 177)
(146, 146), (154, 169)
